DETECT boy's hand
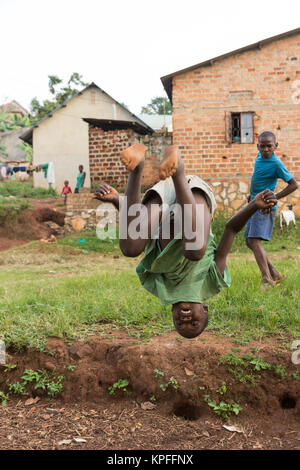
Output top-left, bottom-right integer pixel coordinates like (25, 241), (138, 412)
(254, 190), (277, 213)
(93, 183), (119, 203)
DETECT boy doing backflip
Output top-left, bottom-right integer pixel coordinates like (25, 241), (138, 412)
(245, 132), (298, 286)
(94, 144), (277, 339)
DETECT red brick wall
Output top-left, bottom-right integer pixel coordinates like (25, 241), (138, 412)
(89, 128), (135, 188)
(88, 127), (172, 190)
(172, 34), (300, 185)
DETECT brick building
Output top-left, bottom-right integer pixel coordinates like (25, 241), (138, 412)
(161, 28), (300, 214)
(86, 118), (172, 191)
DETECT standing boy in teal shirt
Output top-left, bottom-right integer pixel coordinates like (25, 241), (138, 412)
(244, 132), (298, 286)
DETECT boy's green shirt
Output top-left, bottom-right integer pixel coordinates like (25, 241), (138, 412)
(136, 230), (231, 305)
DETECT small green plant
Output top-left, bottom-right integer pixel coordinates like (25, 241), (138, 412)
(4, 364), (17, 372)
(169, 377), (179, 390)
(13, 369), (65, 397)
(154, 369), (165, 378)
(108, 379), (129, 395)
(291, 371), (300, 381)
(204, 395), (242, 421)
(272, 364), (286, 380)
(9, 382), (26, 395)
(64, 365), (76, 371)
(160, 383), (168, 392)
(229, 367), (257, 384)
(0, 391), (9, 405)
(216, 381), (227, 395)
(160, 376), (179, 392)
(149, 395), (156, 402)
(219, 353), (246, 367)
(248, 357), (272, 371)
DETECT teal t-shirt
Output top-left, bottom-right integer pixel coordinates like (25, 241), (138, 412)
(136, 231), (231, 306)
(250, 153), (293, 209)
(76, 172), (84, 189)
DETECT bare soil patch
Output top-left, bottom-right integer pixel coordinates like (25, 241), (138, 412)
(1, 331), (299, 450)
(0, 198), (65, 251)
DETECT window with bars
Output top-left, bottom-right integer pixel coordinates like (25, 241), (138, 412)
(230, 112), (254, 144)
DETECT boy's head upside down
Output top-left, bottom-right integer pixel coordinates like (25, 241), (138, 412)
(172, 302), (208, 338)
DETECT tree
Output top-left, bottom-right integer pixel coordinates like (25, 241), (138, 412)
(141, 96), (172, 115)
(30, 72), (89, 122)
(0, 111), (31, 132)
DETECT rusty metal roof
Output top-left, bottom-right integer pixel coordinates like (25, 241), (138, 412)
(161, 27), (300, 101)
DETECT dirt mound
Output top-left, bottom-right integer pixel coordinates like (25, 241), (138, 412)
(0, 199), (65, 251)
(2, 332), (299, 413)
(1, 331), (299, 450)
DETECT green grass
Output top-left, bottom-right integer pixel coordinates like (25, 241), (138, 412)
(58, 230), (121, 254)
(0, 240), (298, 350)
(0, 197), (31, 223)
(0, 181), (58, 198)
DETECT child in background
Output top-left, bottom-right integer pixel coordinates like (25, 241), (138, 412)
(61, 180), (72, 205)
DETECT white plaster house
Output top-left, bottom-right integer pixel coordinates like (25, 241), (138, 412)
(20, 83), (153, 191)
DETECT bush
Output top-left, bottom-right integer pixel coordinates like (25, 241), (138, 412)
(0, 181), (58, 199)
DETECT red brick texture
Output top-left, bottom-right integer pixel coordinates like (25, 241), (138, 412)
(88, 128), (172, 190)
(171, 34), (300, 188)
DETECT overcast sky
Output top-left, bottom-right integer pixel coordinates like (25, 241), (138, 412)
(1, 0), (299, 115)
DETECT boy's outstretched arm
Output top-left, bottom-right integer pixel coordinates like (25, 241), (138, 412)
(214, 190), (277, 275)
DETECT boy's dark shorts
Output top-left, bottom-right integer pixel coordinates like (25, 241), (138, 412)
(244, 209), (276, 241)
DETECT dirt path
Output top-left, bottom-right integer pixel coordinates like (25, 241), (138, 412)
(0, 396), (299, 450)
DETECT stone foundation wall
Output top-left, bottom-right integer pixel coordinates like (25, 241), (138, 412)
(64, 188), (119, 234)
(211, 177), (300, 215)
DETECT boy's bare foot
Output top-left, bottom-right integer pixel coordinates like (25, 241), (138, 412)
(120, 143), (147, 172)
(159, 145), (183, 180)
(271, 271), (286, 282)
(261, 276), (275, 288)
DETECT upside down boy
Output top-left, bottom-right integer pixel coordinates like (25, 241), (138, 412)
(94, 144), (277, 339)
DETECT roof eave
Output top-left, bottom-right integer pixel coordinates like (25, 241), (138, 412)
(161, 26), (300, 102)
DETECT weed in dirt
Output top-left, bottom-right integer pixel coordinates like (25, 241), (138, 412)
(291, 371), (300, 381)
(154, 369), (165, 379)
(6, 368), (64, 398)
(0, 391), (9, 405)
(219, 353), (246, 367)
(64, 365), (77, 371)
(216, 381), (227, 395)
(108, 379), (130, 396)
(272, 364), (286, 380)
(149, 395), (156, 402)
(160, 376), (180, 392)
(203, 394), (243, 421)
(9, 382), (26, 395)
(228, 367), (258, 384)
(3, 364), (17, 372)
